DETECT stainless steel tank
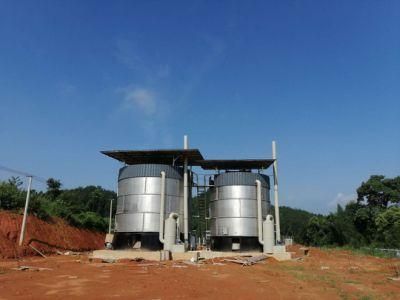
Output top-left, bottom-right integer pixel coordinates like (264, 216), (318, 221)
(209, 172), (270, 238)
(115, 164), (184, 233)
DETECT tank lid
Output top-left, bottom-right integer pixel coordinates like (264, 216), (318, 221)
(214, 172), (270, 188)
(118, 164), (183, 181)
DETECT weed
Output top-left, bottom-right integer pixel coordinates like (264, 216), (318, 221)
(344, 279), (361, 284)
(359, 295), (374, 300)
(282, 264), (305, 271)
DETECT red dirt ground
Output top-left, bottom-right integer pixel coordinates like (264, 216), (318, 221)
(0, 211), (104, 258)
(0, 246), (399, 299)
(0, 212), (399, 299)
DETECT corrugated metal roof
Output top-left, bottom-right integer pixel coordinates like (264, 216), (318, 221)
(101, 149), (204, 166)
(199, 159), (274, 170)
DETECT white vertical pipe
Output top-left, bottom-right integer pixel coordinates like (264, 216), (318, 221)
(256, 180), (264, 246)
(108, 199), (113, 234)
(183, 135), (189, 249)
(272, 141), (281, 243)
(184, 135), (188, 150)
(159, 171), (166, 244)
(263, 215), (275, 253)
(19, 176), (33, 246)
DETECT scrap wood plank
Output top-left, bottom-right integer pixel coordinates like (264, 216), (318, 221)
(29, 244), (47, 258)
(246, 254), (268, 264)
(223, 255), (268, 266)
(12, 266), (53, 271)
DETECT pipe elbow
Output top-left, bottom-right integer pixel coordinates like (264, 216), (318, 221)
(169, 212), (179, 220)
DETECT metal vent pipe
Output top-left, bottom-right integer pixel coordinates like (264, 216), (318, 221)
(159, 171), (166, 244)
(256, 180), (264, 246)
(183, 135), (189, 250)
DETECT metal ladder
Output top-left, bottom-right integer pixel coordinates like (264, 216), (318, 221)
(194, 174), (210, 242)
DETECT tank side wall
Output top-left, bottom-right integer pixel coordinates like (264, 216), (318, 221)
(115, 176), (183, 233)
(210, 184), (268, 237)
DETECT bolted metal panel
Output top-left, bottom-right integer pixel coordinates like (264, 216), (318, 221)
(210, 172), (270, 238)
(212, 186), (267, 201)
(115, 164), (184, 233)
(211, 217), (259, 237)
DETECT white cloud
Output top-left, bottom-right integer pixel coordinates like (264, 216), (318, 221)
(114, 85), (173, 146)
(329, 193), (356, 210)
(114, 39), (170, 80)
(122, 87), (157, 116)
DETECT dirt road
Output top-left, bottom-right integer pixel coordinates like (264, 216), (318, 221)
(0, 247), (399, 299)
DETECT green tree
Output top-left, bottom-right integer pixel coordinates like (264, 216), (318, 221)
(46, 178), (62, 200)
(69, 211), (108, 231)
(328, 204), (365, 247)
(302, 216), (332, 246)
(375, 207), (400, 248)
(8, 176), (23, 188)
(29, 192), (51, 220)
(0, 181), (24, 210)
(357, 175), (400, 207)
(352, 206), (382, 244)
(279, 206), (318, 244)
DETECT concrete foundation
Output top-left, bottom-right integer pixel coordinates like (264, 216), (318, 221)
(91, 249), (292, 261)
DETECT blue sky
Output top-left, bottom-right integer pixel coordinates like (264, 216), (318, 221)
(0, 1), (399, 214)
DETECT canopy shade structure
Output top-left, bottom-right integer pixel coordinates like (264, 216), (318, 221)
(198, 159), (275, 170)
(101, 149), (204, 166)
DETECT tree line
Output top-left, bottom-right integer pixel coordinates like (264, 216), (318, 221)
(281, 175), (400, 249)
(0, 176), (116, 231)
(1, 174), (399, 250)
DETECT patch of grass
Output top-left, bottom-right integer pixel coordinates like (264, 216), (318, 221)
(281, 264), (305, 271)
(292, 272), (314, 281)
(287, 268), (337, 287)
(347, 247), (396, 258)
(321, 246), (396, 258)
(319, 274), (338, 288)
(344, 279), (361, 284)
(372, 280), (385, 285)
(339, 293), (350, 300)
(359, 295), (374, 300)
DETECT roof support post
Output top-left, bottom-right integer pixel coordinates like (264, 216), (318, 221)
(272, 141), (281, 243)
(183, 135), (189, 250)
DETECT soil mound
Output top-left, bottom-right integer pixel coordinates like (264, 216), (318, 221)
(0, 211), (104, 258)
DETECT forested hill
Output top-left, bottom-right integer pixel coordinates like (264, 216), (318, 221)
(1, 175), (399, 249)
(0, 177), (116, 232)
(279, 206), (319, 242)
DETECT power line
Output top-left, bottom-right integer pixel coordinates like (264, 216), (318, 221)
(0, 164), (48, 183)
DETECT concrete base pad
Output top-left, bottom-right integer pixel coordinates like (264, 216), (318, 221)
(91, 249), (292, 261)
